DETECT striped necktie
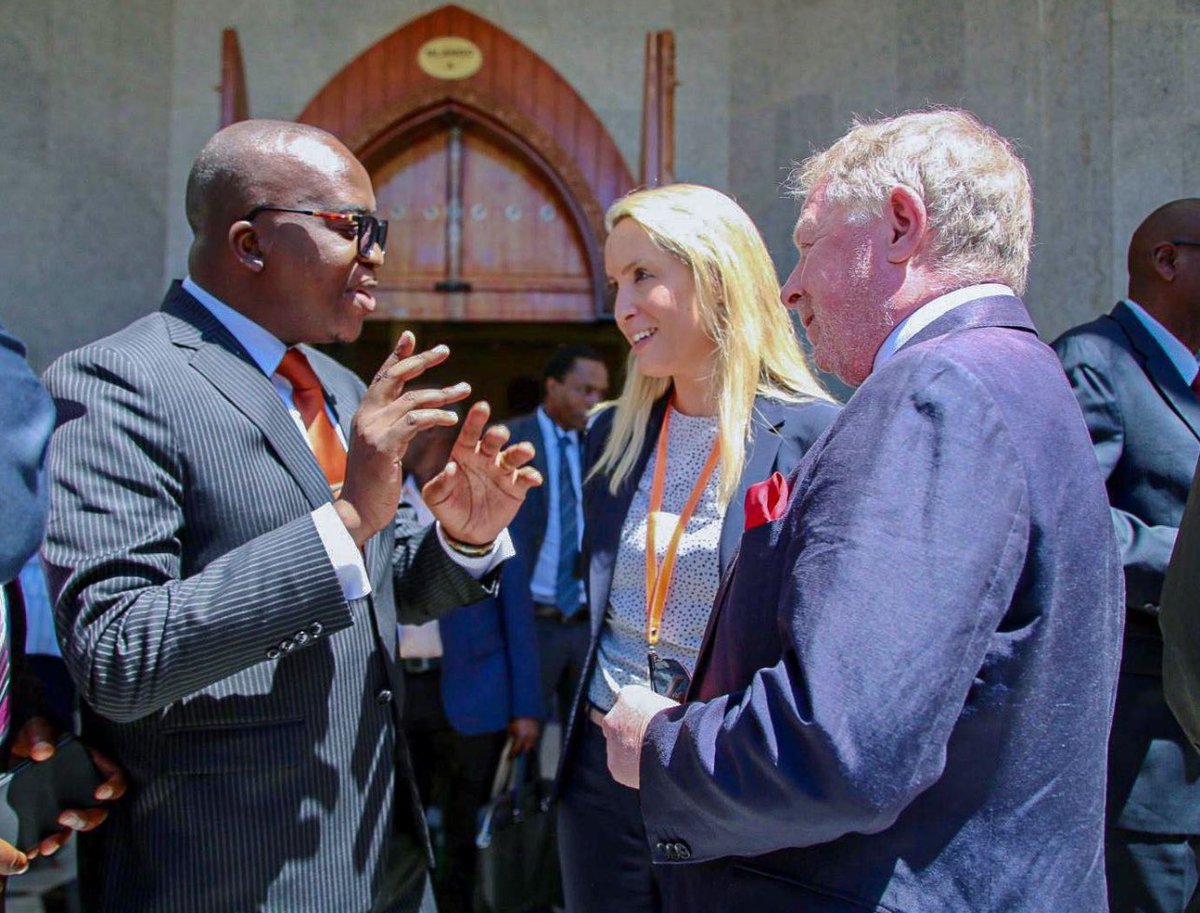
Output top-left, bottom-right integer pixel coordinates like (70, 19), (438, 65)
(276, 348), (347, 495)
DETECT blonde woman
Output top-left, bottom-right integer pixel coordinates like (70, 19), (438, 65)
(554, 184), (840, 913)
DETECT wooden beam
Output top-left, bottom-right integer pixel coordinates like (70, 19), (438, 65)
(639, 31), (676, 187)
(219, 28), (249, 128)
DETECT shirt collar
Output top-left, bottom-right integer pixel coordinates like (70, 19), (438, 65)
(1123, 298), (1199, 386)
(536, 406), (579, 444)
(873, 283), (1015, 373)
(183, 276), (288, 377)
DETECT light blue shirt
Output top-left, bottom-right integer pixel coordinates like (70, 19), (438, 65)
(19, 554), (59, 658)
(1124, 298), (1199, 386)
(530, 407), (584, 606)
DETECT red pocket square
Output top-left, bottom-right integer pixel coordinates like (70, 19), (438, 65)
(744, 471), (789, 532)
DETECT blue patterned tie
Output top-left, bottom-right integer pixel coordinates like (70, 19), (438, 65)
(556, 432), (580, 617)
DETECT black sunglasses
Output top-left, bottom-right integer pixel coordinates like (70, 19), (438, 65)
(242, 205), (389, 257)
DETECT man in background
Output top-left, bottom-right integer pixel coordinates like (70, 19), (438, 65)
(399, 419), (541, 913)
(1054, 199), (1200, 913)
(506, 346), (608, 743)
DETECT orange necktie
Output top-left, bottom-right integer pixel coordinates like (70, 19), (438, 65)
(276, 348), (347, 494)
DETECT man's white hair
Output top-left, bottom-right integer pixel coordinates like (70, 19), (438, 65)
(788, 108), (1034, 294)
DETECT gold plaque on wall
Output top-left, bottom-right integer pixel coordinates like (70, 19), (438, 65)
(417, 37), (483, 80)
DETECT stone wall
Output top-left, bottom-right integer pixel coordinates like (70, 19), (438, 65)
(0, 0), (1194, 366)
(0, 0), (174, 369)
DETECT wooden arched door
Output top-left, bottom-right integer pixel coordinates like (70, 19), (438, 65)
(364, 109), (595, 323)
(299, 5), (634, 412)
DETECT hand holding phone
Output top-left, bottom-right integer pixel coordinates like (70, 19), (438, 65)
(0, 734), (105, 853)
(0, 719), (127, 864)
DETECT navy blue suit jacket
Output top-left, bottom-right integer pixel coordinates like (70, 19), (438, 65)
(1054, 302), (1200, 834)
(437, 555), (542, 735)
(555, 393), (841, 790)
(504, 412), (552, 571)
(639, 296), (1124, 912)
(0, 320), (54, 585)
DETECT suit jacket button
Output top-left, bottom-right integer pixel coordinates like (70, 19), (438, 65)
(295, 630), (310, 645)
(266, 647), (281, 660)
(281, 638), (295, 652)
(310, 622), (324, 637)
(676, 842), (691, 860)
(376, 688), (393, 704)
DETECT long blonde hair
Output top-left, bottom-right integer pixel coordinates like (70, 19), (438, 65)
(593, 183), (828, 504)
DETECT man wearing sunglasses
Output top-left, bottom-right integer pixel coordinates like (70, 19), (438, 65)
(41, 119), (541, 913)
(1054, 199), (1200, 913)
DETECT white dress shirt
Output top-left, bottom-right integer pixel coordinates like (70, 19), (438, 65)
(873, 283), (1016, 373)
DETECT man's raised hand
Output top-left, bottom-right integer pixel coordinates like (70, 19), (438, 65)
(335, 332), (472, 547)
(422, 401), (542, 546)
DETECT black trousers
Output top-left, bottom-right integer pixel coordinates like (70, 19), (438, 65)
(403, 668), (507, 913)
(558, 714), (663, 913)
(535, 617), (590, 731)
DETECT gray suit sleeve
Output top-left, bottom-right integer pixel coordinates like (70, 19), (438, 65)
(43, 345), (356, 723)
(1055, 335), (1177, 608)
(389, 503), (496, 625)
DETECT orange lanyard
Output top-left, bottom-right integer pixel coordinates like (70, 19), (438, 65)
(645, 404), (721, 646)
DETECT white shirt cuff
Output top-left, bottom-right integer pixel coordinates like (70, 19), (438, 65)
(312, 503), (372, 600)
(435, 525), (516, 578)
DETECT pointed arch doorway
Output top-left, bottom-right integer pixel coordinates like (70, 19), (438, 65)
(299, 5), (634, 416)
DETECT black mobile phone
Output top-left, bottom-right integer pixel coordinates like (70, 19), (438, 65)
(0, 734), (105, 851)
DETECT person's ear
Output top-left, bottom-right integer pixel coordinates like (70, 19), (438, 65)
(1152, 242), (1179, 282)
(885, 185), (928, 266)
(229, 220), (265, 273)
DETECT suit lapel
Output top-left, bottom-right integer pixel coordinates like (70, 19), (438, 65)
(689, 398), (786, 694)
(1112, 302), (1200, 442)
(719, 398), (785, 570)
(163, 285), (336, 512)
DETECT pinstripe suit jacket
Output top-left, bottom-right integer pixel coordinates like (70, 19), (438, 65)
(42, 283), (490, 913)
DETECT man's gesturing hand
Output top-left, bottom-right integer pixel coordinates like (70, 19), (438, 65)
(335, 332), (472, 547)
(422, 402), (543, 546)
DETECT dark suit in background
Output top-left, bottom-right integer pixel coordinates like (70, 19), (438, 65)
(1055, 300), (1200, 911)
(1163, 469), (1200, 748)
(404, 553), (542, 913)
(638, 296), (1123, 911)
(506, 410), (590, 733)
(43, 286), (491, 912)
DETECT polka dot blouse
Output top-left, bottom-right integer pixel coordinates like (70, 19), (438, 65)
(589, 407), (724, 712)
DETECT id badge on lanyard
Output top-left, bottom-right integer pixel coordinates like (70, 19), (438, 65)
(644, 402), (719, 703)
